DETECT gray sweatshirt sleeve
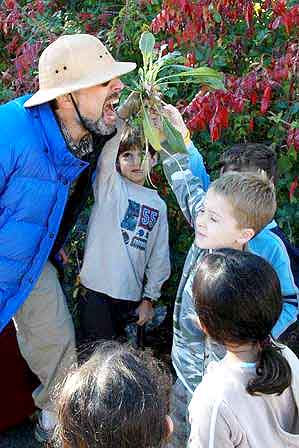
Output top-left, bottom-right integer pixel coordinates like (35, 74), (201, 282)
(189, 398), (244, 448)
(93, 119), (125, 196)
(143, 201), (171, 300)
(162, 151), (206, 228)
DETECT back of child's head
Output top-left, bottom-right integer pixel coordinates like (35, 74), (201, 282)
(219, 143), (278, 184)
(193, 248), (292, 396)
(209, 170), (276, 234)
(54, 342), (170, 448)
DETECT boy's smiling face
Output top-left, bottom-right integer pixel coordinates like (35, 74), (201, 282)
(195, 189), (253, 250)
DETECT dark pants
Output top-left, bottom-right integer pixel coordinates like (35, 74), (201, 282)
(77, 286), (140, 344)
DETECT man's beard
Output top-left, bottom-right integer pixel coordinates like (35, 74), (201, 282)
(80, 93), (119, 136)
(80, 115), (116, 136)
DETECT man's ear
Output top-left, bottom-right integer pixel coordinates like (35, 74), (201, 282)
(238, 227), (255, 245)
(164, 415), (174, 442)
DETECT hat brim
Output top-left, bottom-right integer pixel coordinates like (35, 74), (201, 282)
(24, 61), (136, 108)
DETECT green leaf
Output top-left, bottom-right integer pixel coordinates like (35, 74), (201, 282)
(142, 108), (162, 152)
(157, 66), (225, 90)
(162, 117), (186, 154)
(278, 155), (292, 174)
(139, 32), (155, 61)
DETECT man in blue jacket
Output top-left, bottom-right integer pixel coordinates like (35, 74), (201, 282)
(0, 33), (135, 441)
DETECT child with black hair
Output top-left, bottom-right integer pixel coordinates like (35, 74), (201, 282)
(78, 120), (170, 343)
(54, 342), (173, 448)
(189, 248), (299, 448)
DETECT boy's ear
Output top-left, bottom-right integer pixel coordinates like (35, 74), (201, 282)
(238, 228), (255, 245)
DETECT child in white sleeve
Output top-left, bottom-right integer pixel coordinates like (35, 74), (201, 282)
(78, 120), (170, 342)
(189, 248), (299, 448)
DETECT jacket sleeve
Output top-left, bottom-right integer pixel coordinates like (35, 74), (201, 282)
(0, 145), (17, 317)
(187, 141), (210, 191)
(162, 147), (206, 228)
(93, 119), (125, 196)
(142, 202), (171, 300)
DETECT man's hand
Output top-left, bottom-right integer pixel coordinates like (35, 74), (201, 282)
(136, 299), (154, 326)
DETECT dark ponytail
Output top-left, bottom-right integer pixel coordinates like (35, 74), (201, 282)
(193, 249), (293, 398)
(247, 341), (292, 395)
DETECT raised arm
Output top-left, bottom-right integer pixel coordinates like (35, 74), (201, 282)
(93, 118), (125, 195)
(187, 140), (210, 191)
(162, 152), (206, 227)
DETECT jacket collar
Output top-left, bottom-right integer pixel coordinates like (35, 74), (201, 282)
(26, 96), (88, 181)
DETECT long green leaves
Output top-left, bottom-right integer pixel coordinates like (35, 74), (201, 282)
(156, 66), (225, 90)
(121, 31), (225, 166)
(139, 32), (155, 73)
(162, 117), (186, 153)
(142, 108), (162, 152)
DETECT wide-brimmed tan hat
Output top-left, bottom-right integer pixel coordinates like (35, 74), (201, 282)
(24, 34), (136, 108)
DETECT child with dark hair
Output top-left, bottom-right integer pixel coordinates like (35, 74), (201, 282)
(54, 342), (173, 448)
(78, 120), (170, 343)
(219, 142), (278, 183)
(189, 248), (299, 447)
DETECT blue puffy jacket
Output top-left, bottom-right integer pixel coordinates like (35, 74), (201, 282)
(0, 95), (89, 332)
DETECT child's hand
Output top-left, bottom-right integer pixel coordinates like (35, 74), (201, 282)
(136, 299), (154, 326)
(162, 104), (189, 141)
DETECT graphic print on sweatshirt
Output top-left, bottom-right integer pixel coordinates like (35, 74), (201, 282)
(121, 200), (159, 251)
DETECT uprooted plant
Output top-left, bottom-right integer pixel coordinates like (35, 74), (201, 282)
(117, 31), (225, 173)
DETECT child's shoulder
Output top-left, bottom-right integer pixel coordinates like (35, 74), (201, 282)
(248, 221), (291, 263)
(191, 359), (240, 411)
